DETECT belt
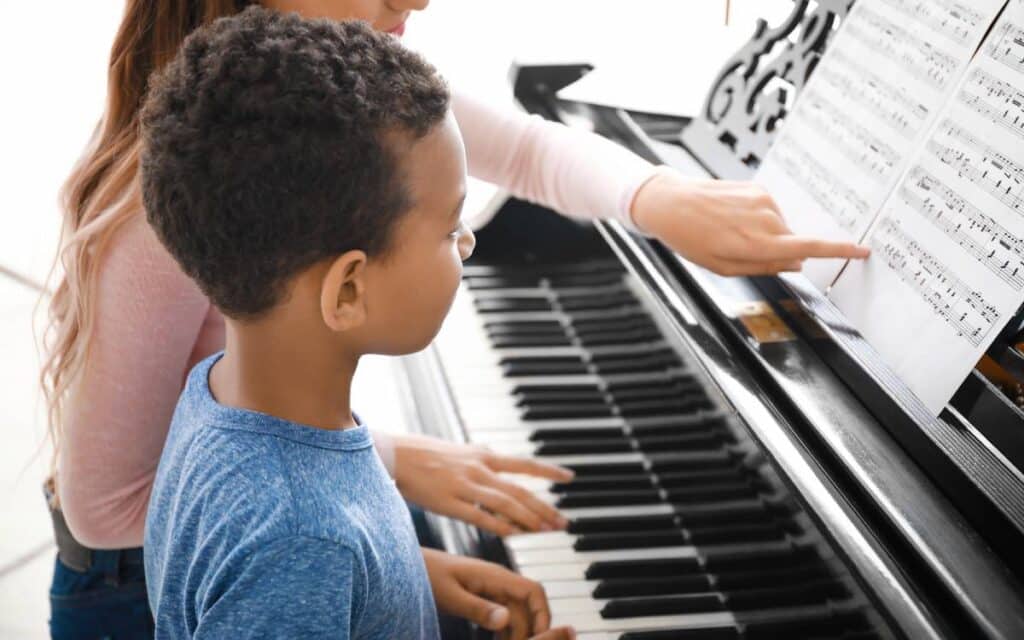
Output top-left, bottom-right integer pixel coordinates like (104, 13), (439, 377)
(45, 483), (144, 577)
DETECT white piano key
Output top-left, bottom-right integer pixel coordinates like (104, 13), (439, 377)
(559, 503), (675, 519)
(513, 545), (700, 567)
(531, 452), (646, 466)
(551, 610), (739, 634)
(536, 579), (598, 599)
(519, 562), (590, 582)
(507, 531), (577, 551)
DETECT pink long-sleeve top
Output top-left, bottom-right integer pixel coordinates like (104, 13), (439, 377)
(60, 90), (659, 549)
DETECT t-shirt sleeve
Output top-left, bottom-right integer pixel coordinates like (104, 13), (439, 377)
(195, 537), (363, 639)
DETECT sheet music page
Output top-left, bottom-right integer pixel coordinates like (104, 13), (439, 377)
(755, 0), (1007, 289)
(829, 0), (1024, 414)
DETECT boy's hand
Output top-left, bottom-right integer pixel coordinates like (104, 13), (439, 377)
(631, 170), (870, 276)
(394, 434), (572, 536)
(422, 548), (575, 640)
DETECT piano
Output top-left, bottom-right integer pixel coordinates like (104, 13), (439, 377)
(396, 2), (1024, 638)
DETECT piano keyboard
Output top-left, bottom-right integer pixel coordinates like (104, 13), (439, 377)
(433, 260), (884, 640)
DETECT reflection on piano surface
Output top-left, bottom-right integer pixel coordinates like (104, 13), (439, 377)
(398, 2), (1024, 639)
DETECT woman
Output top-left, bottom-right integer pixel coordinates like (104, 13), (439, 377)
(43, 0), (868, 637)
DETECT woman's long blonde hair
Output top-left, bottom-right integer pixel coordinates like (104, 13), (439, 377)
(42, 0), (249, 481)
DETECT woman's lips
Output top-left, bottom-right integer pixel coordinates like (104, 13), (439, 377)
(386, 21), (406, 36)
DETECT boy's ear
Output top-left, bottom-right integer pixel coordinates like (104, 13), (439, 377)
(320, 250), (368, 332)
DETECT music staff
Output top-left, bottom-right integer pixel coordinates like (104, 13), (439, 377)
(817, 49), (930, 139)
(796, 89), (900, 180)
(959, 69), (1024, 140)
(986, 19), (1024, 74)
(772, 132), (870, 233)
(872, 216), (1002, 346)
(843, 6), (959, 89)
(878, 0), (983, 46)
(900, 166), (1024, 291)
(927, 119), (1024, 217)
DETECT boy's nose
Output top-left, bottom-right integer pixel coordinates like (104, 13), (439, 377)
(458, 227), (476, 262)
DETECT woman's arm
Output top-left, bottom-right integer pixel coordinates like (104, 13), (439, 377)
(453, 90), (656, 229)
(453, 90), (869, 274)
(58, 213), (213, 549)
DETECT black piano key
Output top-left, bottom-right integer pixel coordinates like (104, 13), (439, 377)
(491, 334), (572, 348)
(593, 564), (830, 599)
(635, 432), (729, 451)
(594, 353), (683, 375)
(521, 404), (614, 420)
(740, 611), (869, 640)
(500, 357), (588, 376)
(593, 574), (713, 599)
(713, 565), (831, 591)
(551, 474), (654, 492)
(547, 272), (625, 288)
(559, 294), (639, 312)
(618, 396), (714, 417)
(602, 593), (725, 618)
(578, 329), (664, 347)
(474, 297), (552, 313)
(536, 440), (635, 457)
(556, 489), (663, 509)
(723, 580), (849, 610)
(654, 467), (752, 487)
(686, 522), (787, 544)
(568, 513), (680, 535)
(608, 379), (704, 401)
(530, 427), (626, 441)
(572, 315), (655, 334)
(618, 628), (740, 640)
(667, 482), (764, 505)
(485, 320), (563, 334)
(703, 544), (819, 573)
(566, 461), (646, 476)
(585, 556), (701, 580)
(648, 450), (744, 473)
(516, 387), (606, 405)
(627, 411), (729, 434)
(574, 530), (687, 551)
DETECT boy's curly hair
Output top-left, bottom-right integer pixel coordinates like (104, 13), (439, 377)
(140, 7), (450, 317)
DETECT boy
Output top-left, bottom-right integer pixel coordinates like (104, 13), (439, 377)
(140, 8), (572, 639)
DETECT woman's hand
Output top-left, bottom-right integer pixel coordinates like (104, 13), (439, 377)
(394, 434), (573, 536)
(423, 548), (575, 640)
(631, 170), (870, 276)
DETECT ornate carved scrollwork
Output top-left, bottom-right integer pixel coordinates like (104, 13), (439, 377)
(680, 0), (856, 180)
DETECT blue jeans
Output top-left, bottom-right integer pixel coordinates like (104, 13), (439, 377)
(47, 503), (455, 639)
(48, 548), (153, 640)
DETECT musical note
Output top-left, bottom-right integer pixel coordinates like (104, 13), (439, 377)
(959, 69), (1024, 139)
(986, 19), (1024, 74)
(794, 89), (901, 180)
(899, 166), (1024, 291)
(871, 216), (1002, 346)
(927, 119), (1024, 217)
(771, 133), (871, 233)
(843, 7), (959, 89)
(816, 49), (930, 139)
(878, 0), (983, 45)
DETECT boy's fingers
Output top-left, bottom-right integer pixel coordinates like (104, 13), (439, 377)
(486, 454), (575, 482)
(487, 476), (567, 529)
(453, 502), (518, 537)
(472, 487), (544, 532)
(444, 585), (508, 631)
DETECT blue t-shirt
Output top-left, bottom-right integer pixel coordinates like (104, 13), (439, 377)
(144, 353), (439, 639)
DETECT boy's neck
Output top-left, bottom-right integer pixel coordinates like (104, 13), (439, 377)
(210, 320), (359, 431)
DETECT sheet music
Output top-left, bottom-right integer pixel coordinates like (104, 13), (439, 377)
(755, 0), (1006, 289)
(830, 0), (1024, 414)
